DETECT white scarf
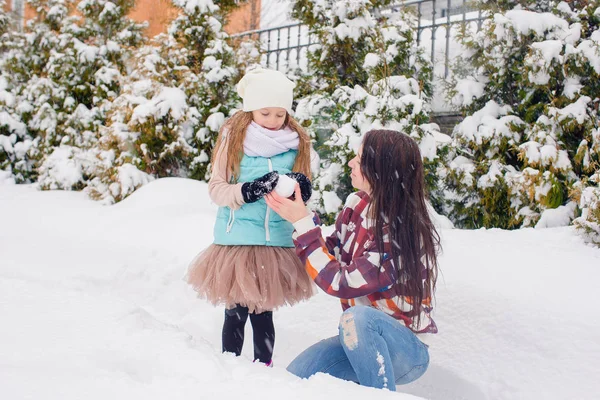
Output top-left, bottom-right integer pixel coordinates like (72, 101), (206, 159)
(243, 121), (299, 157)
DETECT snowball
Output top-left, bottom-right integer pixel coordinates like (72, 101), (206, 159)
(274, 174), (296, 197)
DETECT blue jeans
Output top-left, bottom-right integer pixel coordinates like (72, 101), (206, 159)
(287, 305), (429, 391)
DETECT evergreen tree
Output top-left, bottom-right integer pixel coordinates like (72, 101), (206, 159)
(0, 0), (72, 183)
(0, 0), (10, 36)
(445, 0), (600, 232)
(0, 75), (30, 183)
(292, 0), (448, 221)
(0, 0), (27, 183)
(573, 172), (600, 246)
(169, 0), (246, 180)
(36, 0), (146, 190)
(86, 0), (259, 203)
(0, 0), (146, 188)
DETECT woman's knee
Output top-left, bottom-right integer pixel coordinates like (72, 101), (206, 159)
(287, 336), (344, 379)
(286, 356), (307, 378)
(395, 360), (429, 385)
(338, 306), (374, 350)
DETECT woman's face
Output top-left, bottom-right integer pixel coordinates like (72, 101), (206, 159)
(348, 145), (371, 193)
(252, 107), (287, 130)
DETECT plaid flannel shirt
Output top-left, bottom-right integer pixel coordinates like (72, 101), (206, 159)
(292, 191), (437, 334)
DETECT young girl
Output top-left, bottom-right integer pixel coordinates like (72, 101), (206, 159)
(186, 68), (314, 366)
(266, 130), (440, 390)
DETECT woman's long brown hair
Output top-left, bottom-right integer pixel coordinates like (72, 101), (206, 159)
(361, 130), (440, 327)
(211, 110), (312, 181)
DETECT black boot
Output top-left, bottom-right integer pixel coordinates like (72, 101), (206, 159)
(249, 310), (275, 364)
(222, 304), (249, 356)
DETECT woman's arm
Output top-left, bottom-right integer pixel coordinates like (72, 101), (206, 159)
(266, 189), (394, 299)
(293, 212), (340, 257)
(208, 138), (245, 210)
(292, 217), (396, 299)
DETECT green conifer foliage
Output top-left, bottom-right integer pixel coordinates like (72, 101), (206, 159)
(0, 0), (74, 183)
(292, 0), (447, 221)
(86, 0), (259, 203)
(0, 0), (29, 182)
(445, 0), (600, 234)
(573, 172), (600, 246)
(0, 0), (146, 188)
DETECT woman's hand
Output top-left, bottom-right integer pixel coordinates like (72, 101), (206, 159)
(265, 184), (310, 223)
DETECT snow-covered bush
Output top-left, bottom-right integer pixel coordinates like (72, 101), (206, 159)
(0, 0), (146, 188)
(37, 0), (146, 190)
(86, 0), (259, 203)
(85, 38), (199, 203)
(0, 0), (10, 36)
(292, 0), (449, 221)
(169, 0), (253, 180)
(444, 0), (600, 229)
(0, 0), (62, 183)
(573, 173), (600, 246)
(0, 75), (32, 184)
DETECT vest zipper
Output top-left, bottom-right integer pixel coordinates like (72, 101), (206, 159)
(226, 208), (235, 233)
(265, 158), (273, 242)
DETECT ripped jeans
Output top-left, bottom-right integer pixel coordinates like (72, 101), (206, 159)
(287, 305), (429, 391)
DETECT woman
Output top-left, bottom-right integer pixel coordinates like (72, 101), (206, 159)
(265, 129), (440, 390)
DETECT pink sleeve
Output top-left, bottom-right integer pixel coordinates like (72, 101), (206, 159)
(208, 138), (245, 210)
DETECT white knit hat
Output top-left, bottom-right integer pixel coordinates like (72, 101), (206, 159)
(237, 68), (296, 113)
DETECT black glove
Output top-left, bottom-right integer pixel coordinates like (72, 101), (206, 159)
(241, 171), (279, 203)
(286, 172), (312, 203)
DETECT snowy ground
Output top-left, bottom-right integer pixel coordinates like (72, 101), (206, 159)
(1, 178), (599, 400)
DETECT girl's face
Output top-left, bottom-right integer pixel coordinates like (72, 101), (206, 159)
(348, 145), (371, 193)
(252, 107), (287, 130)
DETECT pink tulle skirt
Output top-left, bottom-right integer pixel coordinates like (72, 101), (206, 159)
(185, 244), (315, 313)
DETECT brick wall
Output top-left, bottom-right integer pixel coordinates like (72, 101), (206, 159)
(129, 0), (179, 38)
(225, 0), (260, 34)
(6, 0), (260, 37)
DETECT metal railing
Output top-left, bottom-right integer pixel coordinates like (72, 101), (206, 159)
(232, 0), (489, 78)
(232, 22), (314, 72)
(9, 0), (26, 32)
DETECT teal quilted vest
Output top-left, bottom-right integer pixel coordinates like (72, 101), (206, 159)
(213, 150), (297, 247)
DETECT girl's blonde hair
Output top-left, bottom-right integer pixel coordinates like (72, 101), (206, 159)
(211, 111), (312, 181)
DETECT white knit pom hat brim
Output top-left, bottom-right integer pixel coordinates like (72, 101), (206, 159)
(237, 68), (296, 113)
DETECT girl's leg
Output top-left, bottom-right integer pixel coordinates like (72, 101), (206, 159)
(249, 310), (275, 363)
(338, 305), (430, 391)
(222, 304), (249, 356)
(287, 336), (359, 383)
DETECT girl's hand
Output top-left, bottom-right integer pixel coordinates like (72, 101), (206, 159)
(241, 171), (279, 203)
(285, 172), (312, 202)
(266, 183), (310, 223)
